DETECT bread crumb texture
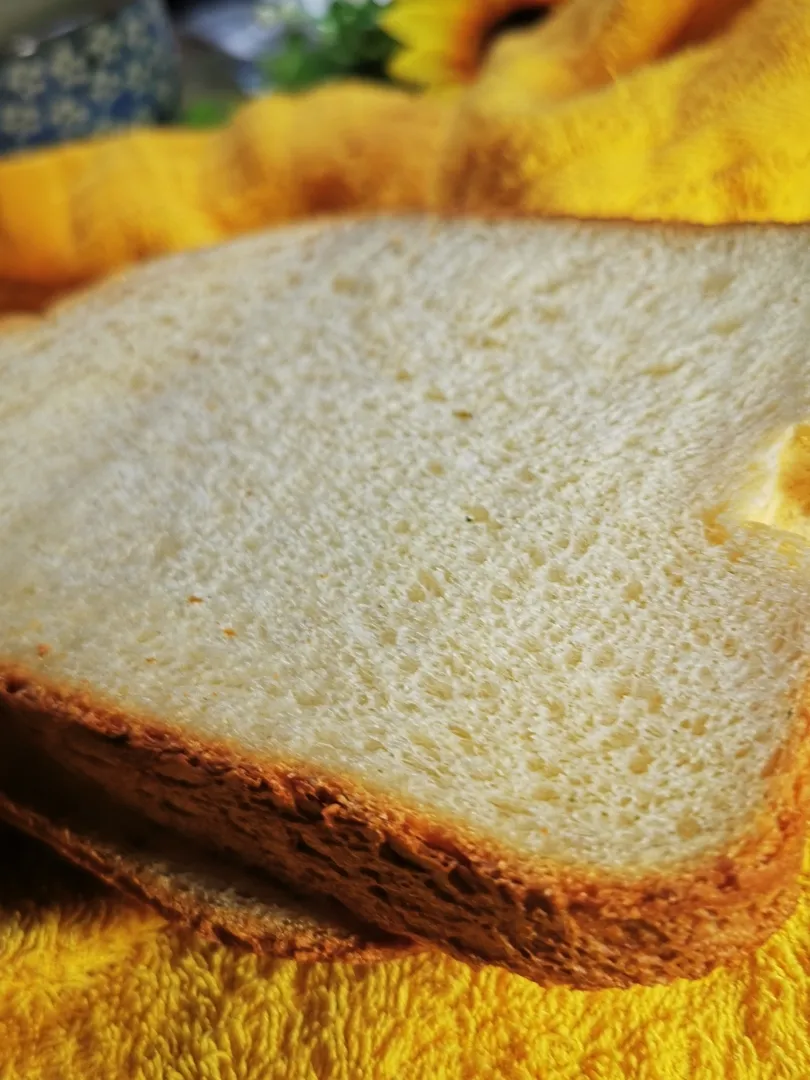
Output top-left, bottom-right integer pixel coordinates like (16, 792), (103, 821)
(1, 217), (810, 876)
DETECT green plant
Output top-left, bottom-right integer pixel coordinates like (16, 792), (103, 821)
(182, 98), (239, 128)
(262, 0), (396, 92)
(181, 1), (396, 127)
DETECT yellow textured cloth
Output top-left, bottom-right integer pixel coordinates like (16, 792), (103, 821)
(4, 1), (810, 1076)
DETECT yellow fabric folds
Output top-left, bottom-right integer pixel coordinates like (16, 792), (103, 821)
(4, 1), (810, 1076)
(3, 0), (810, 308)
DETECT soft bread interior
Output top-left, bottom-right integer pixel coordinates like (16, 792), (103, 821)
(1, 217), (809, 876)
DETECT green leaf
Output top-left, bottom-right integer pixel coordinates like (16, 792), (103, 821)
(261, 0), (397, 92)
(182, 98), (239, 128)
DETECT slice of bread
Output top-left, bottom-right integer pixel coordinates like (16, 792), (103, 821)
(1, 216), (809, 988)
(0, 700), (413, 960)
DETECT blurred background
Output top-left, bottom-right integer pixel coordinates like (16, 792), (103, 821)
(0, 0), (399, 151)
(0, 0), (552, 153)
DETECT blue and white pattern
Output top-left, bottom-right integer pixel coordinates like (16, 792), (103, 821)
(0, 0), (180, 154)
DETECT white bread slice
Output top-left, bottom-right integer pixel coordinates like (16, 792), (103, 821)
(0, 707), (413, 960)
(1, 216), (809, 988)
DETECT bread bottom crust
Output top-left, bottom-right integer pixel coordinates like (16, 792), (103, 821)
(0, 697), (414, 962)
(2, 667), (808, 989)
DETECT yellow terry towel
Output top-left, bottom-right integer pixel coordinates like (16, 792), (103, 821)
(4, 824), (810, 1080)
(4, 1), (810, 1077)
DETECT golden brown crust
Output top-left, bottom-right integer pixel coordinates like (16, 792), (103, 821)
(2, 663), (808, 989)
(0, 795), (414, 962)
(0, 695), (414, 962)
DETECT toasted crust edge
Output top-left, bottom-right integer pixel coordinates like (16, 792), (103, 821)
(2, 665), (808, 989)
(0, 696), (415, 963)
(0, 790), (415, 962)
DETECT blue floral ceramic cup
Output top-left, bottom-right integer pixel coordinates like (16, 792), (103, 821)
(0, 0), (181, 155)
